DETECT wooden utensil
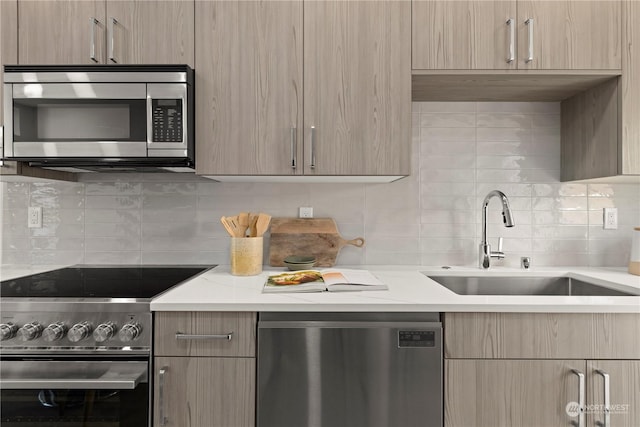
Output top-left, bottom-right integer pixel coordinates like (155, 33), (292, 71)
(220, 216), (236, 237)
(255, 213), (272, 237)
(269, 218), (365, 267)
(224, 216), (244, 237)
(249, 213), (259, 237)
(238, 212), (250, 237)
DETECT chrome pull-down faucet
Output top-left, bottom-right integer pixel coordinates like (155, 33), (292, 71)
(480, 190), (515, 269)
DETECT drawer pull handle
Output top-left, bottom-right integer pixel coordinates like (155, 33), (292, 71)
(175, 332), (233, 341)
(525, 18), (534, 63)
(571, 369), (585, 427)
(159, 366), (168, 426)
(506, 18), (515, 63)
(595, 369), (610, 427)
(89, 17), (99, 63)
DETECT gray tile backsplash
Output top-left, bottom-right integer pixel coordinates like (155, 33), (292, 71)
(2, 102), (639, 268)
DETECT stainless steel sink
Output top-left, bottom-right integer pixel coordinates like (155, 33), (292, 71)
(426, 275), (637, 296)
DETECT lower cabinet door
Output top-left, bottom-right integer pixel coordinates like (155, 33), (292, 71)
(154, 357), (255, 427)
(588, 360), (640, 427)
(445, 359), (586, 427)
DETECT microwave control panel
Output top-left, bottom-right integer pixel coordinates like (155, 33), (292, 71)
(152, 99), (183, 142)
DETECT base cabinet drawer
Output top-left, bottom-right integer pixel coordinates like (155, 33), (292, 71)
(154, 312), (256, 357)
(154, 356), (255, 427)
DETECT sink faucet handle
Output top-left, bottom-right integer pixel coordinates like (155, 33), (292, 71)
(497, 237), (503, 253)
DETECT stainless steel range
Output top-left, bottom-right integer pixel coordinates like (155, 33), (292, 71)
(0, 265), (211, 427)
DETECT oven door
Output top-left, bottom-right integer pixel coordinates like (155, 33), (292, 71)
(4, 83), (148, 159)
(0, 359), (149, 427)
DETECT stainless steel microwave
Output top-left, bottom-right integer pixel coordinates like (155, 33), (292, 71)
(1, 64), (194, 172)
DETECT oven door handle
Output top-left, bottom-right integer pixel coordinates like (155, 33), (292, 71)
(0, 360), (147, 390)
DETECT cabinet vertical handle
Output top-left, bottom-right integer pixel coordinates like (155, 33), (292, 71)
(310, 126), (316, 169)
(525, 18), (534, 63)
(595, 369), (610, 427)
(571, 369), (585, 427)
(108, 17), (118, 63)
(506, 18), (515, 63)
(159, 366), (168, 426)
(290, 127), (297, 170)
(89, 17), (99, 63)
(0, 125), (4, 167)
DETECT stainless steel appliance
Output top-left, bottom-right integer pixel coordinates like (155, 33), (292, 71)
(258, 312), (443, 427)
(2, 65), (194, 172)
(0, 265), (211, 427)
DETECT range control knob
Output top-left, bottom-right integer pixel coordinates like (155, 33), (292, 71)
(0, 323), (19, 341)
(43, 322), (68, 342)
(68, 322), (93, 343)
(119, 322), (142, 342)
(93, 322), (118, 343)
(18, 322), (44, 341)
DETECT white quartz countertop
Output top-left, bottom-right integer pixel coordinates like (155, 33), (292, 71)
(149, 265), (640, 313)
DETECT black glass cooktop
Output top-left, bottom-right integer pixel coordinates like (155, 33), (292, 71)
(0, 265), (213, 299)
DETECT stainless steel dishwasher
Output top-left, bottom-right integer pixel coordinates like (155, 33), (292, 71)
(258, 312), (442, 427)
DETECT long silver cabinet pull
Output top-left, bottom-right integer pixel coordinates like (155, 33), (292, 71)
(310, 126), (316, 169)
(525, 18), (534, 63)
(175, 332), (233, 341)
(595, 369), (611, 427)
(159, 367), (168, 426)
(571, 369), (586, 427)
(506, 18), (515, 63)
(89, 17), (99, 63)
(0, 125), (4, 167)
(290, 127), (297, 169)
(108, 17), (118, 63)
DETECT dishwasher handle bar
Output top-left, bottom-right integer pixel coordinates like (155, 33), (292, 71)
(258, 321), (442, 330)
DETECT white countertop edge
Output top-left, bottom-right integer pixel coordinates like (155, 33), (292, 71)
(149, 265), (640, 313)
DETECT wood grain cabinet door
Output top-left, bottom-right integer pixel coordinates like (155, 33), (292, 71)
(105, 0), (194, 66)
(303, 0), (411, 176)
(445, 359), (586, 427)
(517, 0), (621, 70)
(412, 0), (517, 70)
(18, 0), (106, 64)
(154, 357), (256, 427)
(194, 0), (303, 176)
(588, 361), (640, 427)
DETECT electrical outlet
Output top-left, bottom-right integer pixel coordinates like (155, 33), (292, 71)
(603, 207), (618, 230)
(28, 206), (43, 228)
(299, 207), (313, 219)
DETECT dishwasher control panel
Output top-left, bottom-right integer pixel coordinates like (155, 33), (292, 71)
(398, 330), (436, 348)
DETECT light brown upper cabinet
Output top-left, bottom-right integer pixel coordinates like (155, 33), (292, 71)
(412, 1), (517, 70)
(303, 0), (411, 176)
(196, 0), (411, 178)
(413, 0), (620, 71)
(18, 0), (194, 66)
(517, 0), (620, 70)
(560, 1), (640, 181)
(195, 0), (303, 176)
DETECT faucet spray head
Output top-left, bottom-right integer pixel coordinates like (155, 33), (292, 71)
(502, 208), (515, 227)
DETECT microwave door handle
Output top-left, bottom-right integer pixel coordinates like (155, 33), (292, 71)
(147, 96), (153, 147)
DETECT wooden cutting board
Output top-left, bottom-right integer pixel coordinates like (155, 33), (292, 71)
(269, 218), (365, 267)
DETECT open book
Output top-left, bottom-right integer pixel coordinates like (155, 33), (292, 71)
(263, 269), (388, 293)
